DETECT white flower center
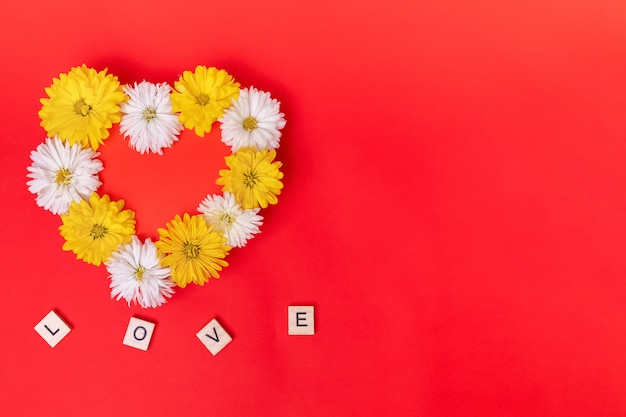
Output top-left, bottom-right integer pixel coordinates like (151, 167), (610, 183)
(134, 265), (146, 281)
(55, 168), (72, 185)
(242, 116), (258, 131)
(220, 213), (236, 228)
(142, 107), (157, 121)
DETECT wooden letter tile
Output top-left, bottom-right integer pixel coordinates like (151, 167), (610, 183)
(34, 310), (71, 347)
(122, 317), (155, 351)
(196, 318), (232, 356)
(288, 306), (315, 335)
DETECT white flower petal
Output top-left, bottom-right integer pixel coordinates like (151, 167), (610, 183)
(197, 191), (263, 248)
(120, 81), (184, 155)
(219, 87), (286, 152)
(26, 137), (103, 215)
(106, 236), (175, 308)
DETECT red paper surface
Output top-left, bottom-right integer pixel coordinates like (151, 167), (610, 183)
(2, 1), (626, 416)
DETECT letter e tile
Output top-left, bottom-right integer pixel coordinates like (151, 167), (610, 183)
(288, 306), (315, 335)
(122, 317), (155, 351)
(196, 318), (232, 356)
(34, 310), (71, 347)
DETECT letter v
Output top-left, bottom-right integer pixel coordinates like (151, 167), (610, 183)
(44, 324), (59, 336)
(205, 327), (219, 342)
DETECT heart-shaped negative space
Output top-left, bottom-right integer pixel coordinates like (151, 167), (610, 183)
(98, 126), (229, 241)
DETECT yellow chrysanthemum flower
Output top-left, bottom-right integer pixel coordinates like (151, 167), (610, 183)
(216, 147), (284, 209)
(39, 65), (125, 150)
(59, 193), (136, 266)
(171, 66), (240, 137)
(155, 213), (231, 288)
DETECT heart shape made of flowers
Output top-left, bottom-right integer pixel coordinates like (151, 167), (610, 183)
(27, 65), (286, 308)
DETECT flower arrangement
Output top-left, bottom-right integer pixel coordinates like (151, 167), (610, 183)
(27, 65), (286, 308)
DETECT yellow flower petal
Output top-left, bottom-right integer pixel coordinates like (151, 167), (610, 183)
(171, 66), (240, 137)
(39, 65), (124, 150)
(217, 148), (284, 209)
(59, 192), (136, 266)
(155, 213), (230, 288)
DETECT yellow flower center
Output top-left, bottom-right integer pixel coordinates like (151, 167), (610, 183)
(220, 213), (236, 227)
(242, 116), (258, 131)
(55, 168), (72, 185)
(134, 265), (146, 281)
(73, 98), (92, 117)
(182, 241), (201, 259)
(243, 171), (259, 188)
(143, 107), (157, 121)
(90, 224), (108, 239)
(195, 94), (210, 106)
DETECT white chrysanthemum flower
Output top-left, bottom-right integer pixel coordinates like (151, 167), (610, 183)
(119, 81), (183, 155)
(197, 191), (264, 248)
(26, 136), (103, 215)
(219, 86), (286, 152)
(106, 236), (175, 308)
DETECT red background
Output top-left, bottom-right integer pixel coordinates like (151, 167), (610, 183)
(2, 0), (626, 415)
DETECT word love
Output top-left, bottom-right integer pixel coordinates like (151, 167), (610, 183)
(34, 306), (315, 355)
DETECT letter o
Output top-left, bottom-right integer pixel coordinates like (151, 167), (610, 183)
(133, 326), (147, 341)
